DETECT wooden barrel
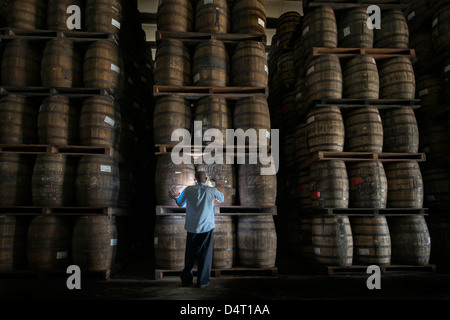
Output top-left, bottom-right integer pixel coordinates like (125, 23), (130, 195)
(378, 56), (415, 99)
(193, 96), (231, 145)
(0, 154), (34, 206)
(388, 215), (431, 265)
(154, 39), (191, 86)
(233, 96), (271, 147)
(27, 215), (72, 271)
(83, 41), (124, 91)
(312, 215), (353, 266)
(305, 55), (343, 105)
(196, 163), (235, 205)
(76, 155), (120, 207)
(337, 8), (373, 48)
(237, 215), (277, 268)
(153, 96), (192, 145)
(72, 215), (118, 271)
(85, 0), (122, 33)
(294, 123), (309, 166)
(231, 0), (266, 35)
(294, 76), (307, 117)
(213, 215), (235, 269)
(154, 215), (187, 270)
(406, 0), (430, 28)
(47, 0), (84, 30)
(0, 215), (29, 271)
(374, 9), (409, 48)
(37, 95), (79, 146)
(422, 166), (450, 210)
(7, 0), (47, 30)
(0, 95), (38, 144)
(344, 107), (383, 153)
(195, 0), (229, 33)
(420, 119), (448, 160)
(1, 39), (41, 86)
(416, 73), (442, 108)
(79, 96), (121, 150)
(157, 0), (194, 32)
(347, 161), (387, 208)
(298, 168), (312, 209)
(276, 51), (296, 91)
(306, 106), (345, 153)
(380, 107), (419, 153)
(384, 161), (423, 208)
(276, 11), (302, 51)
(41, 38), (83, 88)
(299, 216), (314, 262)
(192, 40), (229, 87)
(310, 160), (349, 209)
(301, 6), (337, 55)
(410, 29), (435, 71)
(155, 154), (196, 205)
(231, 41), (268, 87)
(238, 162), (277, 207)
(431, 2), (450, 52)
(342, 55), (379, 99)
(350, 216), (391, 265)
(32, 154), (77, 207)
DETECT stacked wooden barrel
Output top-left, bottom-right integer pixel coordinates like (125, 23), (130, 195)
(405, 0), (450, 271)
(270, 3), (431, 269)
(153, 0), (277, 272)
(0, 0), (154, 276)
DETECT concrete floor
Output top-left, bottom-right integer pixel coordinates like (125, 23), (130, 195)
(1, 253), (450, 302)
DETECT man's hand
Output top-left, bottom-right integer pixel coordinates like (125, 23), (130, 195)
(168, 189), (180, 200)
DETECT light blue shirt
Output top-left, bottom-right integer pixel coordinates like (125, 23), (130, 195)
(176, 182), (224, 233)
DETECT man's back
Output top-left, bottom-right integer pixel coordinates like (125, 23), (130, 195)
(176, 183), (224, 233)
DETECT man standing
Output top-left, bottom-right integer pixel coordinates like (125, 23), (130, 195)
(168, 171), (224, 288)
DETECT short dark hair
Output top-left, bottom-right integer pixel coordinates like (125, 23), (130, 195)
(195, 171), (207, 182)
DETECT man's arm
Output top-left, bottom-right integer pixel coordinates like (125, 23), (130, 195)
(169, 188), (186, 207)
(214, 187), (225, 203)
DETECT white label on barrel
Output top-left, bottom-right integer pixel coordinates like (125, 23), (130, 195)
(307, 65), (314, 75)
(104, 116), (115, 127)
(419, 88), (428, 97)
(303, 26), (309, 36)
(343, 26), (351, 37)
(111, 64), (120, 74)
(266, 131), (270, 139)
(372, 57), (376, 65)
(111, 18), (121, 29)
(101, 165), (112, 172)
(204, 0), (213, 3)
(432, 18), (438, 27)
(154, 237), (158, 245)
(111, 239), (117, 246)
(194, 73), (200, 83)
(314, 247), (320, 255)
(264, 65), (269, 73)
(57, 251), (68, 259)
(307, 116), (315, 124)
(444, 64), (450, 73)
(407, 11), (415, 21)
(378, 115), (381, 122)
(359, 248), (370, 255)
(258, 18), (265, 27)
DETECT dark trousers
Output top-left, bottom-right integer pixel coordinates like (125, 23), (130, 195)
(180, 230), (214, 286)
